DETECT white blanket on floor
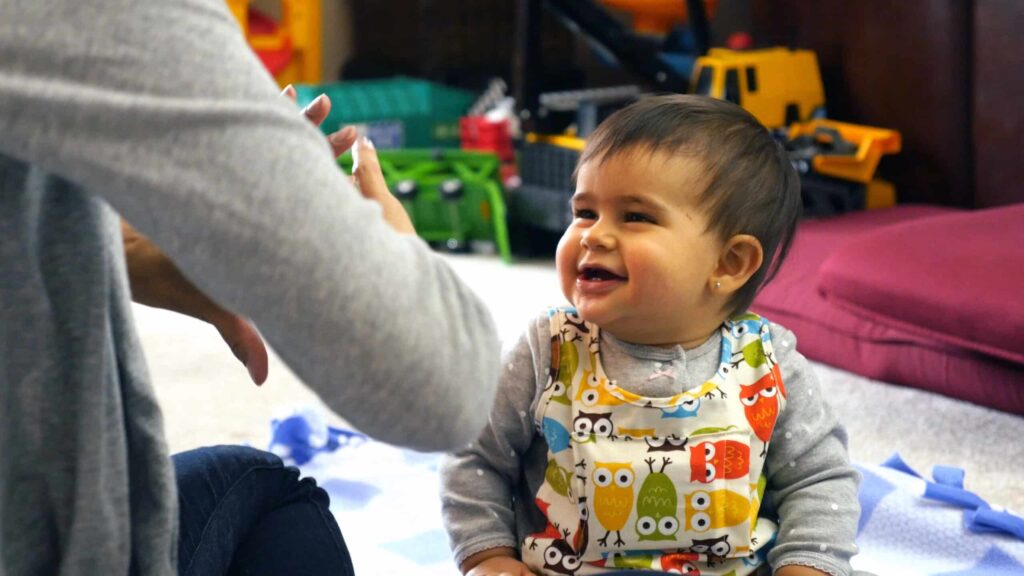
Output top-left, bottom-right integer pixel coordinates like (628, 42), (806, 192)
(269, 413), (1024, 576)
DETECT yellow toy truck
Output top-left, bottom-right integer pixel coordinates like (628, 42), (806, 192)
(691, 47), (825, 129)
(692, 47), (901, 215)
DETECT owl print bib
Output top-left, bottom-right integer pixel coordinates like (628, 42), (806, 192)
(521, 308), (787, 575)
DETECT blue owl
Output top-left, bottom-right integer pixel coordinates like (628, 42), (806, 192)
(543, 417), (572, 453)
(661, 397), (700, 419)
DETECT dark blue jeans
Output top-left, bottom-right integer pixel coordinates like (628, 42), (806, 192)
(173, 445), (354, 576)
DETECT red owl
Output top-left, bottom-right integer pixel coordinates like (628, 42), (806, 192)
(531, 498), (562, 540)
(740, 365), (784, 450)
(690, 439), (750, 483)
(661, 552), (700, 574)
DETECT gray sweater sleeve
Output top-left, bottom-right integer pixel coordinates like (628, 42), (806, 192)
(763, 326), (861, 576)
(0, 0), (499, 451)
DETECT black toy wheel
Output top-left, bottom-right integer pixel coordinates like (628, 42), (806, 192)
(394, 179), (418, 200)
(440, 178), (464, 201)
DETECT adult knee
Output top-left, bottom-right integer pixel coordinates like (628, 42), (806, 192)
(173, 445), (288, 488)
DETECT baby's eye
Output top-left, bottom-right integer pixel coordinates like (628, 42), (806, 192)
(625, 212), (655, 224)
(573, 209), (597, 220)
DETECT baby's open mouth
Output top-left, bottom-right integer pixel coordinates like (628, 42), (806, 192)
(579, 266), (626, 281)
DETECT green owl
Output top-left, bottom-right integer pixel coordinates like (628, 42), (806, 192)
(634, 457), (680, 541)
(741, 338), (767, 368)
(545, 458), (573, 497)
(611, 551), (655, 569)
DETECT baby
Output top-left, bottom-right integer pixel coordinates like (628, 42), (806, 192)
(441, 95), (861, 576)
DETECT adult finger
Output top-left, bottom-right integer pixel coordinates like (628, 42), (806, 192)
(302, 94), (331, 127)
(351, 137), (387, 199)
(282, 87), (350, 155)
(214, 312), (270, 385)
(352, 137), (416, 235)
(281, 83), (297, 102)
(327, 126), (358, 158)
(283, 84), (332, 128)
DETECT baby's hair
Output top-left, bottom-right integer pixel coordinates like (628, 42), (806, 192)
(575, 94), (802, 316)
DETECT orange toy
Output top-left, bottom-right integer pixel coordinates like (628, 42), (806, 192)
(599, 0), (717, 35)
(226, 0), (322, 86)
(786, 119), (901, 185)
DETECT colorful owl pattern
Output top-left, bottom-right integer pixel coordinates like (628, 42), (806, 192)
(521, 309), (787, 575)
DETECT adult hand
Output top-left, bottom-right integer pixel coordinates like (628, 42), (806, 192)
(121, 85), (370, 385)
(122, 219), (269, 385)
(350, 135), (416, 235)
(281, 85), (415, 235)
(282, 84), (358, 157)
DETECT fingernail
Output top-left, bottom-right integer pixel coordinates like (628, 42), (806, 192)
(248, 362), (262, 385)
(303, 94), (325, 114)
(361, 136), (375, 150)
(282, 84), (296, 98)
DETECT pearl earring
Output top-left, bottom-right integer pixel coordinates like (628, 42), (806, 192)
(715, 281), (722, 289)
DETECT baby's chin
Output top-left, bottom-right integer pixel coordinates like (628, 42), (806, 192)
(564, 302), (599, 327)
(571, 304), (620, 333)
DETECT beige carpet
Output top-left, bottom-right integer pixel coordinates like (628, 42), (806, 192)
(140, 253), (1023, 512)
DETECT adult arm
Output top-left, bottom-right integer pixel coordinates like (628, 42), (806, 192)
(0, 0), (499, 451)
(763, 326), (861, 576)
(119, 94), (393, 387)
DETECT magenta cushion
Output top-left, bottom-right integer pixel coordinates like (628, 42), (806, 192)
(819, 204), (1024, 365)
(752, 205), (1024, 416)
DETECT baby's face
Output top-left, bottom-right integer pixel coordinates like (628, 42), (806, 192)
(556, 149), (725, 348)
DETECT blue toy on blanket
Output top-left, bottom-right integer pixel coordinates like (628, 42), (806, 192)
(268, 408), (366, 465)
(268, 412), (1024, 576)
(853, 453), (1024, 575)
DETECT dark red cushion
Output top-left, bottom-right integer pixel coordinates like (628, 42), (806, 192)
(819, 204), (1024, 365)
(752, 205), (1024, 416)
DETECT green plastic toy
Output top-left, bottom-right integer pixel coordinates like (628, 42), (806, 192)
(337, 149), (512, 263)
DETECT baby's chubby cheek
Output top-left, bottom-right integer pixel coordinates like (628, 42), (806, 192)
(554, 249), (578, 295)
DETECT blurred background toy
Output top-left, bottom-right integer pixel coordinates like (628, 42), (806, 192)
(690, 46), (901, 216)
(337, 149), (512, 263)
(783, 120), (901, 216)
(226, 0), (322, 86)
(508, 0), (715, 252)
(690, 47), (824, 128)
(293, 78), (475, 149)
